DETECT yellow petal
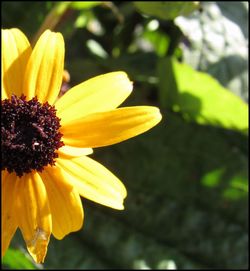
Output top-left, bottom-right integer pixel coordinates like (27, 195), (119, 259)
(1, 171), (18, 257)
(58, 145), (93, 158)
(16, 173), (52, 264)
(55, 72), (133, 125)
(61, 106), (162, 148)
(56, 156), (127, 210)
(1, 87), (8, 100)
(1, 28), (32, 98)
(40, 166), (83, 240)
(23, 30), (64, 104)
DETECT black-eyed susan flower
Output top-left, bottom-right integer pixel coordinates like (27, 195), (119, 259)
(1, 28), (162, 263)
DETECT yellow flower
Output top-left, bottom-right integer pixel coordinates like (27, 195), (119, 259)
(1, 28), (162, 263)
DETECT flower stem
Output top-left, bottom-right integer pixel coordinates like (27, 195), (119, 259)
(32, 2), (72, 46)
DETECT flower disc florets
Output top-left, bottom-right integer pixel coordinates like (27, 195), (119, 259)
(1, 94), (64, 177)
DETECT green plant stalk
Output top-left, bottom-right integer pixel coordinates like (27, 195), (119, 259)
(32, 2), (72, 46)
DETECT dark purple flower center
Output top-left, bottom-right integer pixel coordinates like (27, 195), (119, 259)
(1, 94), (64, 177)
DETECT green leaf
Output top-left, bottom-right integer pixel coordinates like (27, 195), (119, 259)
(158, 57), (248, 134)
(134, 1), (200, 20)
(70, 1), (102, 10)
(143, 29), (170, 57)
(201, 168), (225, 187)
(2, 248), (38, 269)
(86, 39), (108, 58)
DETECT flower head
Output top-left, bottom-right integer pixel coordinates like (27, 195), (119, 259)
(1, 28), (162, 263)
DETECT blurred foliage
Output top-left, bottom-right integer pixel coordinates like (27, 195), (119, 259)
(1, 248), (38, 269)
(2, 1), (248, 269)
(134, 1), (200, 20)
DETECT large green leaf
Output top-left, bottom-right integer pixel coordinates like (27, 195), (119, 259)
(158, 57), (248, 134)
(134, 1), (200, 20)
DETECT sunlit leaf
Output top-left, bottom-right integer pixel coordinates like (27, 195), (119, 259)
(70, 2), (102, 10)
(2, 248), (38, 269)
(86, 39), (108, 58)
(223, 187), (247, 200)
(134, 1), (200, 20)
(158, 57), (249, 134)
(143, 29), (170, 57)
(201, 169), (248, 200)
(229, 175), (248, 193)
(201, 168), (225, 187)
